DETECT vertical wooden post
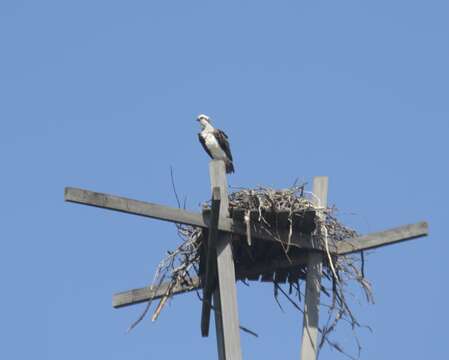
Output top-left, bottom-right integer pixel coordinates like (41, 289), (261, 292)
(209, 160), (242, 360)
(201, 187), (221, 337)
(300, 176), (328, 360)
(213, 289), (226, 360)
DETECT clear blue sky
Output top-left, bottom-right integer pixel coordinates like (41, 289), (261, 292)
(1, 1), (448, 359)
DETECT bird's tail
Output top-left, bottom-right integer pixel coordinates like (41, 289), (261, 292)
(225, 160), (235, 174)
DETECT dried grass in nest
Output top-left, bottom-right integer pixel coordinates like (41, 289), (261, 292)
(130, 184), (374, 359)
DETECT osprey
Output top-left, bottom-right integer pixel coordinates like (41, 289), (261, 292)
(197, 114), (235, 174)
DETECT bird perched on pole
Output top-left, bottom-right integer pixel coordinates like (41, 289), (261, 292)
(197, 114), (235, 174)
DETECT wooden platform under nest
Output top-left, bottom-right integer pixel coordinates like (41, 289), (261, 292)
(199, 207), (317, 285)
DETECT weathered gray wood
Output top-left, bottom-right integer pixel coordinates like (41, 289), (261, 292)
(65, 187), (208, 227)
(300, 176), (328, 360)
(201, 187), (221, 337)
(210, 160), (242, 360)
(300, 253), (322, 358)
(213, 289), (226, 360)
(112, 277), (200, 308)
(336, 221), (428, 255)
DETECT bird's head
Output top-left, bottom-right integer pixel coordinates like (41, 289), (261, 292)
(197, 114), (212, 130)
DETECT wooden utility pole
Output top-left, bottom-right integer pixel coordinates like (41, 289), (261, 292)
(209, 160), (242, 360)
(300, 177), (327, 360)
(65, 164), (428, 359)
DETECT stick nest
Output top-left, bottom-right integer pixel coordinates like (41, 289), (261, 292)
(132, 184), (374, 359)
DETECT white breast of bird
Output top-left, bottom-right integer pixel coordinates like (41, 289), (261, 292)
(204, 132), (227, 160)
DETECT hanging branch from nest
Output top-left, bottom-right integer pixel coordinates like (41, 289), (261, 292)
(127, 226), (202, 332)
(127, 168), (202, 331)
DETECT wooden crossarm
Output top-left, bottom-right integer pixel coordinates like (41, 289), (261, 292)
(65, 187), (207, 228)
(112, 277), (201, 309)
(336, 221), (428, 255)
(65, 187), (428, 255)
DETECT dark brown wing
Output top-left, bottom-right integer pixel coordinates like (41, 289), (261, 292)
(214, 129), (233, 161)
(198, 133), (213, 159)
